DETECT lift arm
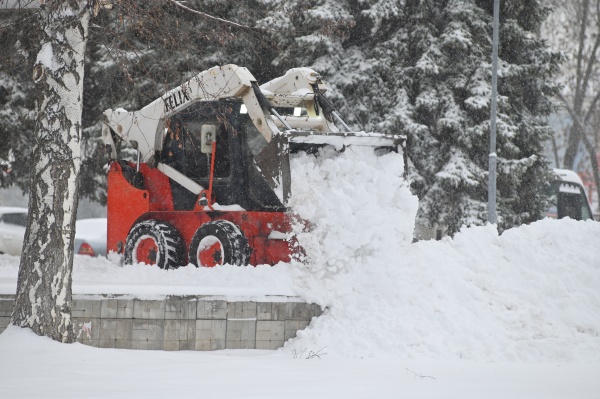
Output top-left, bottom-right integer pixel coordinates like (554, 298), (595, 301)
(102, 64), (280, 163)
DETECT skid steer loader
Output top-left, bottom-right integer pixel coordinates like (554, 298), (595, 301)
(102, 64), (405, 269)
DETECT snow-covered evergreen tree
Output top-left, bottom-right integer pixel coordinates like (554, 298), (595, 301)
(258, 0), (560, 235)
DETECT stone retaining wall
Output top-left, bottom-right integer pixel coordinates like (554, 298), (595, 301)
(0, 295), (322, 351)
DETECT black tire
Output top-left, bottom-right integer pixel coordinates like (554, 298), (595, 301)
(189, 220), (251, 267)
(123, 220), (184, 269)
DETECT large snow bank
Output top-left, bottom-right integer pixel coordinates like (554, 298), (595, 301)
(284, 147), (600, 361)
(287, 219), (600, 361)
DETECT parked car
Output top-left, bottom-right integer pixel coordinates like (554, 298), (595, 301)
(546, 169), (594, 221)
(74, 218), (107, 257)
(0, 207), (28, 256)
(0, 207), (107, 257)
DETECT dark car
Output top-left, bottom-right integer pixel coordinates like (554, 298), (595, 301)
(546, 169), (594, 221)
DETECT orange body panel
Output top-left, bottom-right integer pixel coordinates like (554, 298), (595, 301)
(107, 162), (293, 265)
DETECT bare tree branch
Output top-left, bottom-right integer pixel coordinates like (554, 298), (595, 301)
(163, 0), (268, 32)
(584, 89), (600, 124)
(559, 93), (593, 143)
(577, 1), (600, 112)
(574, 0), (590, 108)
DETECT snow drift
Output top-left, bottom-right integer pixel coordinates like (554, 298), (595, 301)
(285, 147), (600, 362)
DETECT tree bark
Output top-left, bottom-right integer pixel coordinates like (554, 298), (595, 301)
(562, 0), (600, 172)
(11, 1), (90, 343)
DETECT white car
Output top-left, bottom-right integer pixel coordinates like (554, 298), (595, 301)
(0, 207), (107, 257)
(0, 206), (28, 256)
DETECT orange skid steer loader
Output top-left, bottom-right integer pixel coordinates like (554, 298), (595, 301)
(102, 65), (405, 269)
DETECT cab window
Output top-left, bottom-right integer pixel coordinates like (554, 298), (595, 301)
(162, 117), (231, 180)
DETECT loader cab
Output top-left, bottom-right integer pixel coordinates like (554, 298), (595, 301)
(160, 100), (285, 212)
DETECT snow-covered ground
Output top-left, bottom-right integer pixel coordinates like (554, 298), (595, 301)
(0, 147), (599, 398)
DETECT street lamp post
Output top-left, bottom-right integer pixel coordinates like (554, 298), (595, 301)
(488, 0), (500, 224)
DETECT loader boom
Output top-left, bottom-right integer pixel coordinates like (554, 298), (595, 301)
(102, 65), (279, 163)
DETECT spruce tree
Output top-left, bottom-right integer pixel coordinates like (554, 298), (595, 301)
(258, 0), (560, 235)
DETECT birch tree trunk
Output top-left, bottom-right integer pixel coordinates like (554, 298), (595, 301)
(11, 0), (91, 343)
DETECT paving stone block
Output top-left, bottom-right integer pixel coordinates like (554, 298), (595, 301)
(98, 339), (117, 349)
(72, 299), (101, 318)
(131, 340), (163, 350)
(227, 302), (257, 320)
(116, 299), (134, 319)
(256, 321), (285, 350)
(132, 320), (164, 342)
(133, 300), (165, 320)
(164, 320), (195, 341)
(256, 302), (273, 320)
(0, 316), (11, 331)
(0, 299), (14, 317)
(165, 299), (196, 320)
(226, 319), (256, 349)
(197, 300), (227, 320)
(195, 320), (226, 351)
(284, 319), (310, 341)
(163, 340), (180, 351)
(314, 305), (324, 318)
(178, 340), (195, 351)
(99, 319), (118, 341)
(163, 333), (195, 351)
(116, 320), (133, 341)
(101, 299), (118, 319)
(286, 302), (316, 320)
(145, 340), (164, 350)
(115, 340), (133, 349)
(271, 302), (287, 321)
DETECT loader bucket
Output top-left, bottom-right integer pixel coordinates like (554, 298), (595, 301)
(251, 129), (405, 208)
(284, 129), (405, 151)
(282, 129), (408, 188)
(253, 133), (292, 206)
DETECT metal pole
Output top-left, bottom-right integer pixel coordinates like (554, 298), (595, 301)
(488, 0), (500, 224)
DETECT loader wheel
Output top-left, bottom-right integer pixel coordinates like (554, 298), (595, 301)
(189, 220), (250, 267)
(124, 220), (184, 269)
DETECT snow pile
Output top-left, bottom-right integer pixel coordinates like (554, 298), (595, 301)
(289, 146), (418, 278)
(282, 147), (600, 362)
(286, 219), (600, 361)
